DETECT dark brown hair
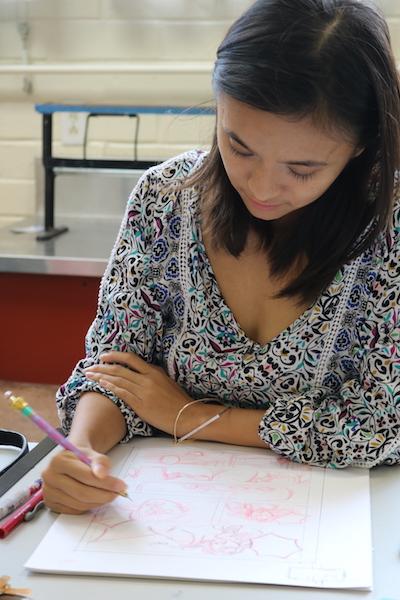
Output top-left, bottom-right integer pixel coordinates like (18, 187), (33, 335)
(189, 0), (400, 303)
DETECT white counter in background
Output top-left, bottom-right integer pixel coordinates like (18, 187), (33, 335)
(0, 169), (143, 276)
(0, 215), (119, 277)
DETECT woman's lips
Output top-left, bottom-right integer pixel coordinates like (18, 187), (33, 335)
(247, 196), (282, 210)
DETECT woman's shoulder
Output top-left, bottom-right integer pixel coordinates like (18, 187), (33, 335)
(128, 149), (207, 221)
(125, 149), (207, 244)
(145, 149), (208, 188)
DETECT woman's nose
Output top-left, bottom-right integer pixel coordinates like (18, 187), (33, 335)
(248, 165), (280, 202)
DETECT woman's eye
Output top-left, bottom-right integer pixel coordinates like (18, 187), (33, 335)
(289, 169), (315, 182)
(229, 144), (253, 158)
(227, 143), (317, 181)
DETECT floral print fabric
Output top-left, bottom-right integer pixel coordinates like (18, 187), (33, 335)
(57, 150), (400, 468)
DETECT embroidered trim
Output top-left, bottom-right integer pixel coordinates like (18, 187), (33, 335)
(313, 255), (362, 388)
(167, 187), (192, 378)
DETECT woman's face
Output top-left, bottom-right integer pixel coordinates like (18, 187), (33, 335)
(217, 93), (362, 221)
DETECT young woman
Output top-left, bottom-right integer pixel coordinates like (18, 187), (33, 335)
(43, 0), (400, 514)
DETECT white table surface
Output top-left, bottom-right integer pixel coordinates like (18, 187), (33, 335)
(1, 446), (399, 600)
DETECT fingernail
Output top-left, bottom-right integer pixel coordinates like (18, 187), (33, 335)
(85, 372), (96, 379)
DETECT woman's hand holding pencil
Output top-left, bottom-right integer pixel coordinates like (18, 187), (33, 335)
(5, 391), (131, 515)
(41, 446), (128, 515)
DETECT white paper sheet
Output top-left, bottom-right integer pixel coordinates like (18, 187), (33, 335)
(26, 438), (372, 589)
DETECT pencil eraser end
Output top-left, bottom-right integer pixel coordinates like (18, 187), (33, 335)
(8, 395), (28, 411)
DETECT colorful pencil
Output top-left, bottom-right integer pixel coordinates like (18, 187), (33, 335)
(5, 391), (132, 501)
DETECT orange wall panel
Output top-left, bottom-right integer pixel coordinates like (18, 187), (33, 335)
(0, 273), (100, 385)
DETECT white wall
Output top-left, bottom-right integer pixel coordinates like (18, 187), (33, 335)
(0, 0), (398, 219)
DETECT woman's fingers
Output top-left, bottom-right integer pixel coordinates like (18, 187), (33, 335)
(44, 451), (125, 493)
(84, 363), (144, 386)
(84, 351), (157, 380)
(42, 480), (113, 514)
(47, 503), (86, 516)
(85, 372), (140, 401)
(100, 351), (149, 373)
(41, 449), (127, 514)
(44, 472), (119, 505)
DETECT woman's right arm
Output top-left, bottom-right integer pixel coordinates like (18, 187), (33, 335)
(41, 170), (160, 514)
(42, 391), (129, 514)
(56, 168), (161, 445)
(67, 391), (127, 453)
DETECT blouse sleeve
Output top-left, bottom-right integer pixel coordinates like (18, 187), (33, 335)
(56, 169), (164, 443)
(259, 203), (400, 468)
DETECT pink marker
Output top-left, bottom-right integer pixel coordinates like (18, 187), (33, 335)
(0, 488), (45, 539)
(5, 391), (131, 500)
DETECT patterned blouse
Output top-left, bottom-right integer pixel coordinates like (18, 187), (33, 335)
(57, 150), (400, 469)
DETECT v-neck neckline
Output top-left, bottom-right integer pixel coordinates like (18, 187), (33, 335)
(190, 198), (323, 352)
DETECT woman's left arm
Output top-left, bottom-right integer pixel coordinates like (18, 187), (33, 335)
(84, 352), (267, 448)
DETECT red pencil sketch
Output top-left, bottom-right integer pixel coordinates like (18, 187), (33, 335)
(136, 449), (308, 472)
(171, 525), (301, 558)
(85, 499), (190, 544)
(127, 462), (311, 483)
(181, 482), (298, 501)
(126, 464), (311, 504)
(188, 527), (292, 558)
(159, 467), (226, 481)
(82, 513), (302, 560)
(246, 471), (310, 486)
(75, 444), (324, 564)
(224, 501), (306, 524)
(138, 450), (223, 467)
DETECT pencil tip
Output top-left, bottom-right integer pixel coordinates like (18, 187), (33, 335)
(119, 490), (133, 502)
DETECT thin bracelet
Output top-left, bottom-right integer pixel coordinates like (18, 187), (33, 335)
(176, 406), (231, 444)
(173, 399), (206, 444)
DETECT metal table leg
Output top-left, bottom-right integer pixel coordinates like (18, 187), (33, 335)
(36, 113), (68, 241)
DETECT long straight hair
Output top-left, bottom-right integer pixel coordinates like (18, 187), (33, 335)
(188, 0), (400, 303)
